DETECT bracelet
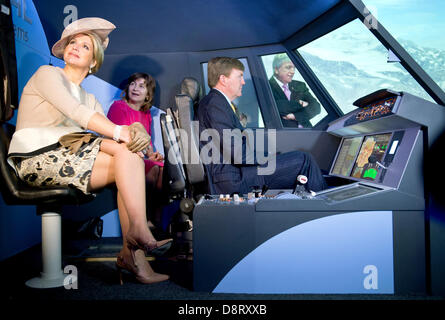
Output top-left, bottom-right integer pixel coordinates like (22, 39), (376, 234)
(113, 125), (122, 142)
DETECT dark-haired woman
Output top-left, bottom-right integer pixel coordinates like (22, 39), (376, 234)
(108, 73), (164, 190)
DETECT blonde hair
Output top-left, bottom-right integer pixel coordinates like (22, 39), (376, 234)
(86, 32), (104, 74)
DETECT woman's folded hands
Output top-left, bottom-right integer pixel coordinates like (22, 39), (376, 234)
(127, 122), (151, 153)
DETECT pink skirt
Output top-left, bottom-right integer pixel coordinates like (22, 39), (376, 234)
(144, 158), (164, 175)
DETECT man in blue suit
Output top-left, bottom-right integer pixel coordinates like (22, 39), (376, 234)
(197, 57), (326, 195)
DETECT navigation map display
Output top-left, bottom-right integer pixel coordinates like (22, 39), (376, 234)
(331, 136), (363, 177)
(350, 133), (392, 181)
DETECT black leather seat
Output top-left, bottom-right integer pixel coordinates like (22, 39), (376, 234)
(0, 123), (94, 290)
(157, 78), (207, 251)
(0, 123), (95, 206)
(0, 31), (95, 288)
(176, 77), (216, 195)
(179, 77), (201, 116)
(159, 104), (193, 249)
(175, 79), (206, 191)
(160, 109), (187, 197)
(160, 77), (208, 200)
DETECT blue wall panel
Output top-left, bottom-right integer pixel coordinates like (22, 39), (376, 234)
(214, 211), (394, 294)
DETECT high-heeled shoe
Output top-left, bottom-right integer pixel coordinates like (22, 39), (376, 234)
(116, 255), (169, 285)
(126, 233), (173, 257)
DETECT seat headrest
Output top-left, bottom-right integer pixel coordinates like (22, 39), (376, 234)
(180, 77), (201, 103)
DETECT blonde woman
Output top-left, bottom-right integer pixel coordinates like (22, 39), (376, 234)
(7, 18), (171, 284)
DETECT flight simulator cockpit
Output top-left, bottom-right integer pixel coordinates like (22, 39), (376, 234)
(193, 88), (444, 294)
(3, 0), (445, 300)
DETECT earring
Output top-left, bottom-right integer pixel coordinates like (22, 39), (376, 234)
(89, 66), (93, 74)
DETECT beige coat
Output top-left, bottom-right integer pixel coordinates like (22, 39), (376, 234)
(8, 65), (104, 164)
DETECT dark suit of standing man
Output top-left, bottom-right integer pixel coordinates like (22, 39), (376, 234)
(269, 53), (321, 128)
(197, 57), (326, 195)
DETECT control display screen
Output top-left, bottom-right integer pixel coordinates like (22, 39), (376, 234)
(350, 133), (392, 181)
(331, 136), (363, 177)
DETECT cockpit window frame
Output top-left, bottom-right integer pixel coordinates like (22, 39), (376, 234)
(257, 50), (337, 130)
(283, 0), (445, 107)
(199, 56), (266, 129)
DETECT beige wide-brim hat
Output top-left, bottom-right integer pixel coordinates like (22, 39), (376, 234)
(51, 17), (116, 58)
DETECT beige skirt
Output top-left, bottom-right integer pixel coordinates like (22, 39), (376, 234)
(13, 138), (102, 194)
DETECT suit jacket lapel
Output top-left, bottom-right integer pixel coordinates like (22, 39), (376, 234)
(210, 89), (243, 129)
(289, 81), (306, 101)
(269, 77), (288, 101)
